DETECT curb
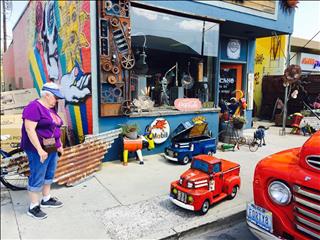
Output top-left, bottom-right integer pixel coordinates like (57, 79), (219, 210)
(161, 210), (246, 240)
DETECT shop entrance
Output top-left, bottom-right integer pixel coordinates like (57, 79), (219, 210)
(219, 64), (242, 103)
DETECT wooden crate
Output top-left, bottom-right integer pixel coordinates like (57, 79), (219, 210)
(100, 103), (122, 117)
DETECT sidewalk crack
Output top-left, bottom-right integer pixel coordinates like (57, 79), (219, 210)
(9, 191), (23, 240)
(94, 176), (123, 205)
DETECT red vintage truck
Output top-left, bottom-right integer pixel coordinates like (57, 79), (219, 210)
(247, 131), (320, 240)
(170, 154), (241, 214)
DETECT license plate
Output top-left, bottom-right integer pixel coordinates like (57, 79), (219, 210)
(247, 202), (273, 233)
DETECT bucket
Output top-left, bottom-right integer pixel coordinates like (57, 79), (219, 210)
(126, 131), (138, 139)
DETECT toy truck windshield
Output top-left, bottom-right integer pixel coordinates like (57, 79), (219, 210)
(191, 160), (210, 173)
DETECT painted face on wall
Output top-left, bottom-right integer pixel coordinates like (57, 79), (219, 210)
(42, 1), (59, 81)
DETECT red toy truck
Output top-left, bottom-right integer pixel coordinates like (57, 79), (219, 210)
(247, 131), (320, 240)
(170, 154), (241, 214)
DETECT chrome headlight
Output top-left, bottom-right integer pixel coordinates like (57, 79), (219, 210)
(268, 181), (292, 205)
(187, 182), (194, 188)
(179, 178), (183, 185)
(175, 144), (178, 148)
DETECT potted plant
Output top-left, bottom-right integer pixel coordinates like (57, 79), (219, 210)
(231, 116), (246, 129)
(120, 123), (140, 139)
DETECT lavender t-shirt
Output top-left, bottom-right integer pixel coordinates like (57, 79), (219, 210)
(20, 100), (63, 152)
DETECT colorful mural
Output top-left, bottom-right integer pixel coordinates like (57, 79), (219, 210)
(253, 35), (287, 116)
(28, 1), (92, 143)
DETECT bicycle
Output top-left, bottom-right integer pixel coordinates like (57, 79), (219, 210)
(218, 121), (259, 152)
(0, 136), (29, 190)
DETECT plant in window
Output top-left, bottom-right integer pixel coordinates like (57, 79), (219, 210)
(120, 123), (140, 139)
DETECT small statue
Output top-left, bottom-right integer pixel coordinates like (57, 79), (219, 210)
(253, 126), (268, 147)
(161, 76), (170, 105)
(122, 126), (155, 166)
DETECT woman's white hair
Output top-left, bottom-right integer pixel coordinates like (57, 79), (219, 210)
(40, 82), (60, 98)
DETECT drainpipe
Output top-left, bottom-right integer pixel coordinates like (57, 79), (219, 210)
(280, 34), (291, 136)
(90, 1), (99, 134)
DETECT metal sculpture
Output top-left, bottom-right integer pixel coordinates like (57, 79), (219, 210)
(98, 0), (135, 116)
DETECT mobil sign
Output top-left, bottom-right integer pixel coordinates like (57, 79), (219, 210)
(299, 53), (320, 72)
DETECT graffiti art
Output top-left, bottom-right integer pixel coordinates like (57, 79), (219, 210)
(28, 1), (93, 143)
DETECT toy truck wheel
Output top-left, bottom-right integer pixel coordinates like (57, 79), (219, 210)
(181, 156), (190, 165)
(207, 150), (213, 156)
(200, 200), (210, 215)
(228, 186), (238, 200)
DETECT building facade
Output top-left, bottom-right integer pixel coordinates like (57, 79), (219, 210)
(253, 36), (320, 118)
(3, 0), (295, 161)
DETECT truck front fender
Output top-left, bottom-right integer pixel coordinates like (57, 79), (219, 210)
(224, 175), (241, 195)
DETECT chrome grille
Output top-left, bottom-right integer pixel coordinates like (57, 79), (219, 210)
(177, 190), (187, 203)
(293, 185), (320, 239)
(306, 155), (320, 170)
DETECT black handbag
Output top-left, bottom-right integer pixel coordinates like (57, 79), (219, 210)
(40, 126), (57, 154)
(42, 137), (57, 153)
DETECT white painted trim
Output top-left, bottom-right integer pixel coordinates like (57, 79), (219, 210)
(90, 1), (99, 134)
(195, 183), (208, 188)
(164, 154), (179, 162)
(196, 1), (278, 20)
(220, 60), (247, 64)
(195, 180), (208, 184)
(169, 196), (195, 211)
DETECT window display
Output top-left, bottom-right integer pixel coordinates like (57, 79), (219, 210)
(98, 2), (219, 117)
(130, 7), (219, 110)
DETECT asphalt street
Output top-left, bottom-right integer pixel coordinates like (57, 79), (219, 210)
(183, 219), (258, 240)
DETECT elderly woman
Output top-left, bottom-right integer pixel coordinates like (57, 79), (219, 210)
(20, 82), (64, 220)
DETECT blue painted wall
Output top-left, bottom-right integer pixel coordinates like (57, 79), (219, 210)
(100, 112), (219, 161)
(137, 1), (294, 34)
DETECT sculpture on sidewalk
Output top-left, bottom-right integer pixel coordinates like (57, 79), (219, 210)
(121, 124), (155, 165)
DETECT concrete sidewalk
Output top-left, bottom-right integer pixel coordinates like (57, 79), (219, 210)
(1, 124), (308, 240)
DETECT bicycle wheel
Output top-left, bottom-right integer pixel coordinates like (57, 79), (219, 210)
(0, 148), (29, 190)
(249, 139), (259, 152)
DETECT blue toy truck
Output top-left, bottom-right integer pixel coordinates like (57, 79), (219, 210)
(164, 121), (216, 164)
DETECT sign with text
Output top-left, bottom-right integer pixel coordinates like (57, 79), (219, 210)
(247, 73), (254, 110)
(150, 118), (170, 144)
(219, 68), (236, 101)
(299, 53), (320, 72)
(174, 98), (202, 112)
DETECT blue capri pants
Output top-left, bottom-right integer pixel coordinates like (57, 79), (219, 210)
(26, 151), (58, 192)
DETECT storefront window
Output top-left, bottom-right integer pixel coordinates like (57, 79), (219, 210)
(130, 7), (219, 108)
